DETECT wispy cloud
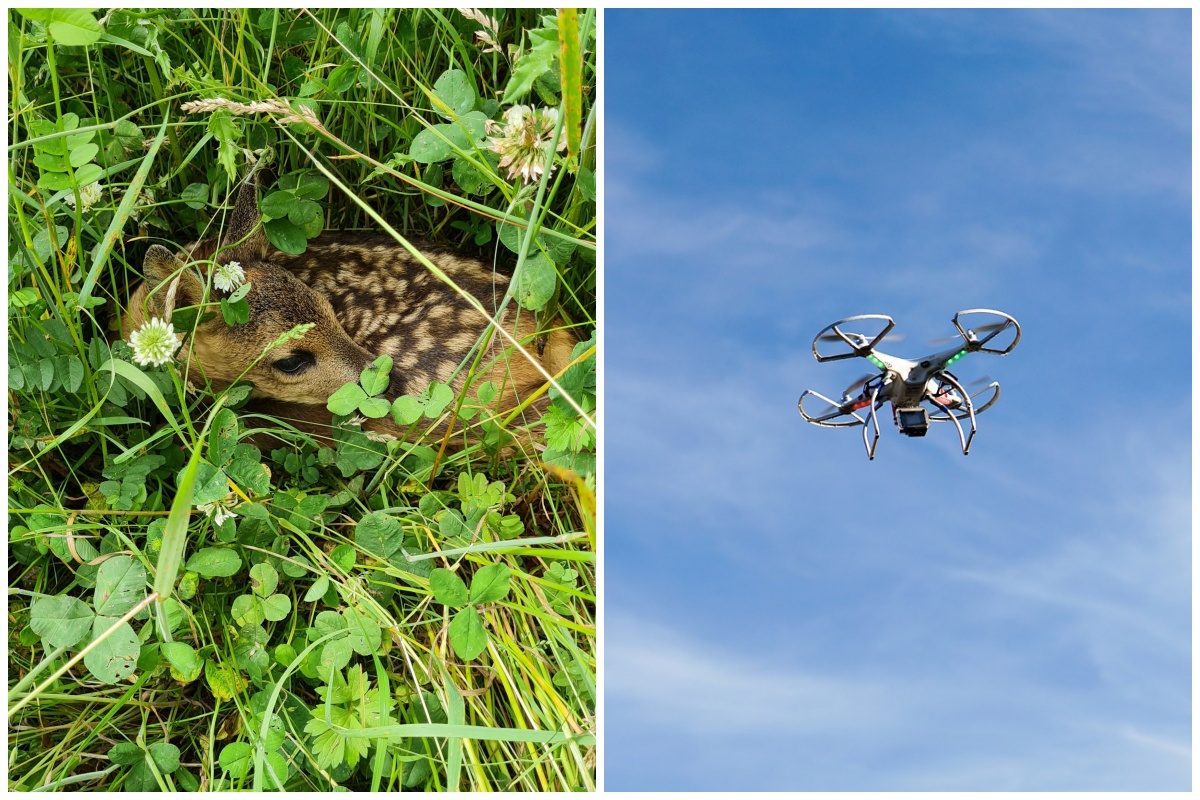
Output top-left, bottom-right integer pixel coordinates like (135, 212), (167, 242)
(608, 614), (901, 734)
(606, 607), (1191, 791)
(605, 163), (1010, 341)
(1120, 726), (1191, 760)
(883, 9), (1190, 131)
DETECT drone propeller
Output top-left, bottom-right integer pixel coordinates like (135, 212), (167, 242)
(798, 389), (867, 427)
(816, 331), (905, 345)
(800, 373), (884, 421)
(934, 373), (993, 393)
(929, 321), (1011, 346)
(841, 373), (876, 397)
(807, 399), (845, 418)
(968, 321), (1009, 337)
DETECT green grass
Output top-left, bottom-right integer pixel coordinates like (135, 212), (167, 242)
(8, 8), (596, 791)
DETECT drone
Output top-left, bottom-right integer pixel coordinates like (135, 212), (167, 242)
(797, 309), (1021, 459)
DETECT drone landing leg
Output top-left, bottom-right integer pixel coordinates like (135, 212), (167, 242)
(938, 372), (977, 455)
(862, 384), (882, 460)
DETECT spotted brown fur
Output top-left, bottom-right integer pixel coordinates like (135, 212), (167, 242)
(122, 179), (578, 445)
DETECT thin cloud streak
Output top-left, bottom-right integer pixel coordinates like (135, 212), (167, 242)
(607, 610), (1190, 791)
(608, 614), (903, 735)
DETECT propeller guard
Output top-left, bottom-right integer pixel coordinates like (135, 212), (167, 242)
(927, 379), (1001, 421)
(798, 386), (884, 459)
(952, 309), (1021, 355)
(811, 314), (896, 362)
(922, 372), (1002, 455)
(798, 389), (867, 428)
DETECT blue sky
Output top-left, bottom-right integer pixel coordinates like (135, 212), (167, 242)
(603, 9), (1190, 791)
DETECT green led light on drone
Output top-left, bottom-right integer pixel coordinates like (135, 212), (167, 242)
(867, 354), (885, 369)
(945, 349), (968, 366)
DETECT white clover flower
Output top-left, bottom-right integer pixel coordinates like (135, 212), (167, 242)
(128, 316), (180, 367)
(213, 260), (245, 292)
(65, 182), (104, 212)
(486, 105), (567, 184)
(198, 493), (238, 526)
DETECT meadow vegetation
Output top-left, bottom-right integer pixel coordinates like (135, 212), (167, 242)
(8, 8), (595, 791)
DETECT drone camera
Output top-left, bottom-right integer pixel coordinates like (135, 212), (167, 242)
(895, 407), (929, 437)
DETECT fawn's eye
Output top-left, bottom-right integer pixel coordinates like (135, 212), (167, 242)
(272, 352), (314, 375)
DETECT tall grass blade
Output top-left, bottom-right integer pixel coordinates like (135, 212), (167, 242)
(443, 664), (465, 789)
(558, 9), (583, 162)
(153, 442), (200, 606)
(76, 115), (169, 308)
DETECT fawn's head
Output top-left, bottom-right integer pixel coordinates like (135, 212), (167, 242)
(126, 182), (375, 405)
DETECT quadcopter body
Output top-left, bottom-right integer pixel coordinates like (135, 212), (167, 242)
(797, 309), (1021, 459)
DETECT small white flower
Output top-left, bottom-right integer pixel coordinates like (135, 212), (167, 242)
(65, 182), (104, 212)
(198, 493), (238, 526)
(487, 106), (566, 184)
(128, 316), (180, 367)
(213, 260), (245, 292)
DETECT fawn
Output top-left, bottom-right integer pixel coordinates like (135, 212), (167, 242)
(121, 179), (578, 444)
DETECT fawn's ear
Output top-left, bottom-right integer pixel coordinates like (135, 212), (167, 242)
(142, 244), (205, 318)
(219, 178), (270, 263)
